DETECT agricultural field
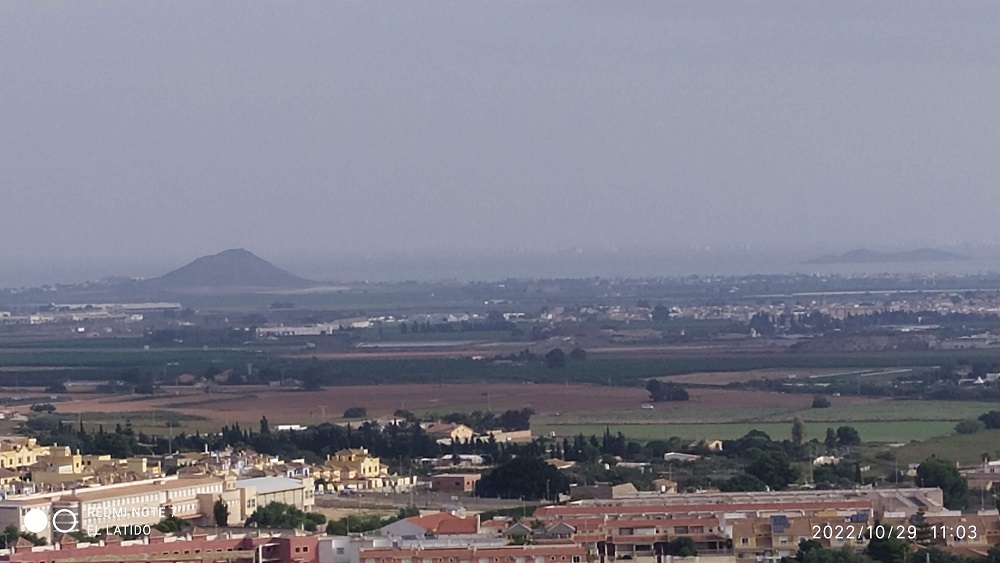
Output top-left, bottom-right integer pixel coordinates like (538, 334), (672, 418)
(14, 376), (997, 447)
(532, 394), (999, 444)
(2, 339), (996, 390)
(891, 429), (1000, 466)
(665, 367), (919, 386)
(533, 420), (961, 444)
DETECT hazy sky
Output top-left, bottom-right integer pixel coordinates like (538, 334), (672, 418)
(2, 1), (998, 283)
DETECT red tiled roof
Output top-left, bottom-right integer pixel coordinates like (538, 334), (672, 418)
(405, 512), (479, 535)
(535, 500), (871, 518)
(362, 545), (584, 559)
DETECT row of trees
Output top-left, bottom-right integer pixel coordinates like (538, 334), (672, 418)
(241, 501), (418, 535)
(24, 412), (561, 467)
(439, 408), (535, 433)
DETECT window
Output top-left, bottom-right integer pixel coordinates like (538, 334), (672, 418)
(337, 548), (346, 555)
(741, 538), (750, 546)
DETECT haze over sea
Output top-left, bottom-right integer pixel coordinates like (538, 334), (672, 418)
(4, 245), (996, 289)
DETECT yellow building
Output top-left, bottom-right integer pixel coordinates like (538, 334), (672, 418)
(0, 467), (19, 486)
(424, 423), (475, 444)
(320, 448), (389, 490)
(332, 448), (385, 478)
(30, 449), (162, 487)
(0, 437), (51, 470)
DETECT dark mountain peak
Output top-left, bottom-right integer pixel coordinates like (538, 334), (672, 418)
(804, 248), (969, 265)
(152, 249), (313, 289)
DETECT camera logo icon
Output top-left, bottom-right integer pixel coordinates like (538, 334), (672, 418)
(23, 508), (78, 535)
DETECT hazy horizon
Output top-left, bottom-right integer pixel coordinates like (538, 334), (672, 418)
(2, 1), (998, 286)
(2, 242), (998, 288)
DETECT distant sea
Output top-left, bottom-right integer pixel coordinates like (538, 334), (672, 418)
(284, 251), (1000, 284)
(3, 249), (997, 288)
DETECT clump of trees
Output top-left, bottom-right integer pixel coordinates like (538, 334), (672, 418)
(645, 379), (689, 402)
(343, 407), (367, 419)
(476, 456), (569, 500)
(719, 473), (768, 492)
(916, 457), (969, 509)
(824, 426), (861, 448)
(324, 507), (419, 535)
(440, 408), (534, 433)
(213, 500), (229, 527)
(812, 396), (831, 408)
(954, 419), (982, 434)
(978, 410), (1000, 429)
(664, 536), (697, 557)
(720, 430), (802, 491)
(2, 524), (46, 547)
(245, 502), (326, 531)
(545, 348), (565, 369)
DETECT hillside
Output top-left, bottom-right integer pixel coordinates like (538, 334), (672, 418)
(149, 249), (314, 289)
(804, 248), (969, 265)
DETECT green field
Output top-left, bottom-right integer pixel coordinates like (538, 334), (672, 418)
(892, 429), (1000, 465)
(536, 400), (998, 424)
(0, 348), (256, 368)
(61, 410), (214, 435)
(534, 420), (959, 443)
(534, 400), (1000, 444)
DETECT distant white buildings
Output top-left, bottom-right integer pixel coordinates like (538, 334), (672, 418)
(663, 452), (701, 463)
(256, 318), (371, 338)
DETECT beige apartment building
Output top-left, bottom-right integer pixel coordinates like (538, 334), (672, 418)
(25, 447), (162, 488)
(235, 476), (315, 512)
(0, 437), (51, 470)
(0, 475), (277, 543)
(317, 448), (400, 491)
